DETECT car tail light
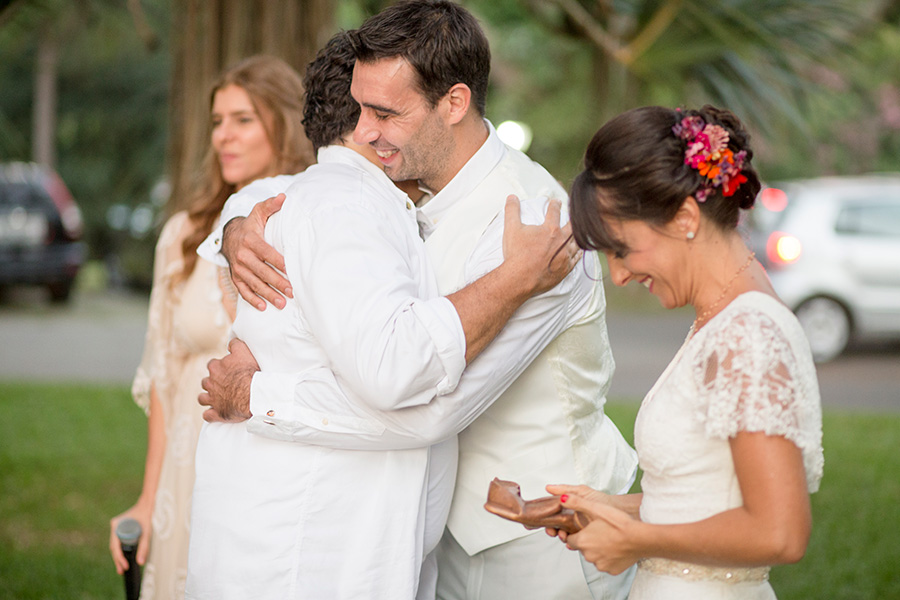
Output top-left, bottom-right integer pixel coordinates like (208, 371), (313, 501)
(760, 187), (789, 212)
(766, 231), (802, 266)
(43, 171), (83, 240)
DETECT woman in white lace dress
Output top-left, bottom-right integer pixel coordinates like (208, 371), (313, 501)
(548, 105), (823, 599)
(107, 55), (313, 599)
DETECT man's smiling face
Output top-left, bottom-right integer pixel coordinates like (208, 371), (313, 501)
(350, 56), (455, 192)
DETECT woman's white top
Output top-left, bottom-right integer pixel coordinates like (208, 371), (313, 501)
(631, 292), (824, 599)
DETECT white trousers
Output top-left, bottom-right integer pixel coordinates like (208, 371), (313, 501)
(435, 528), (635, 600)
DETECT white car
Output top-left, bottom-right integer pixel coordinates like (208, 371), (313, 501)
(746, 174), (900, 362)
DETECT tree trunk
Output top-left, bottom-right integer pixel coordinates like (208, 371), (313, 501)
(166, 0), (335, 212)
(32, 24), (58, 169)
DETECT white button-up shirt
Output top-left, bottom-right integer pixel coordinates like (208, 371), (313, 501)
(187, 146), (467, 600)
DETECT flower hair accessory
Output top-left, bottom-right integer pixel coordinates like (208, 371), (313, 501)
(673, 113), (747, 202)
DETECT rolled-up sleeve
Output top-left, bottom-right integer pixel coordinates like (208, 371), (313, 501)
(282, 196), (466, 412)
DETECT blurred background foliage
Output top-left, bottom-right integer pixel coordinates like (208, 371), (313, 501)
(1, 0), (898, 290)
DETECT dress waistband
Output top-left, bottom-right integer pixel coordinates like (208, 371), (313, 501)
(638, 558), (770, 584)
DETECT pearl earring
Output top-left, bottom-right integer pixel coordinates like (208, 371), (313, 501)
(686, 231), (695, 240)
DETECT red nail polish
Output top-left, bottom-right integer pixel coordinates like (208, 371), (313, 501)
(560, 494), (569, 503)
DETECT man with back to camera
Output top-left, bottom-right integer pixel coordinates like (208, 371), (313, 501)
(202, 2), (639, 599)
(186, 29), (579, 600)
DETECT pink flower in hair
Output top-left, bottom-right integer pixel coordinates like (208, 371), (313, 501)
(684, 140), (707, 167)
(673, 112), (747, 202)
(703, 125), (729, 157)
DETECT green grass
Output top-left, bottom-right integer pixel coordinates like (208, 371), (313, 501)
(1, 383), (898, 599)
(0, 382), (146, 599)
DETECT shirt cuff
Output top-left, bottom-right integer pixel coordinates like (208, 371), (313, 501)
(247, 369), (387, 442)
(412, 296), (467, 396)
(196, 194), (259, 266)
(248, 370), (299, 419)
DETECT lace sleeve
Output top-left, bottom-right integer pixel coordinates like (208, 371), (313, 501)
(692, 309), (824, 492)
(131, 212), (189, 416)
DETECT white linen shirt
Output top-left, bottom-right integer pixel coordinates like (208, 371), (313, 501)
(186, 146), (467, 600)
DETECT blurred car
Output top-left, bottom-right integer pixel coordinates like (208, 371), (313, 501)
(746, 174), (900, 362)
(0, 162), (85, 302)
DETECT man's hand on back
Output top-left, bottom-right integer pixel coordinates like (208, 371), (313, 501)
(222, 193), (291, 310)
(446, 196), (582, 364)
(199, 338), (260, 422)
(502, 195), (582, 297)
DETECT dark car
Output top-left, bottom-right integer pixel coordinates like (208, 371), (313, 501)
(0, 162), (85, 302)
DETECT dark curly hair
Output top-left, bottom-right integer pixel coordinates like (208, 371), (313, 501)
(570, 105), (762, 256)
(302, 30), (360, 151)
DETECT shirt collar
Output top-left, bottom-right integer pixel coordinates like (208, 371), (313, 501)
(316, 145), (415, 209)
(416, 120), (506, 235)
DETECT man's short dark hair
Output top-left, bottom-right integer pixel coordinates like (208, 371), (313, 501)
(302, 30), (360, 151)
(351, 0), (491, 116)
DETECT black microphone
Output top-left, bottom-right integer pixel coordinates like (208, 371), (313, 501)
(115, 518), (142, 600)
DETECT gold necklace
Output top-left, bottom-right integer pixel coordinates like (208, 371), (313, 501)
(692, 252), (756, 331)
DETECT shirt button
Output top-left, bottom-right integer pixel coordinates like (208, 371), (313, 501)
(322, 418), (329, 426)
(266, 410), (275, 417)
(214, 237), (220, 245)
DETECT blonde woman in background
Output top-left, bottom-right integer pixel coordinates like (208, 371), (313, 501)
(108, 55), (314, 599)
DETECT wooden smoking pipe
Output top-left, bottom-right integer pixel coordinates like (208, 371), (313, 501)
(483, 477), (589, 534)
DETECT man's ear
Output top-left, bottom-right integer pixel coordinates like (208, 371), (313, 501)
(444, 83), (472, 125)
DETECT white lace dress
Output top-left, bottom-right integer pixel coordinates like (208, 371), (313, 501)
(630, 292), (824, 599)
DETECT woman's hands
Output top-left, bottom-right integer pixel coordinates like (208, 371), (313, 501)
(109, 500), (152, 575)
(544, 484), (644, 575)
